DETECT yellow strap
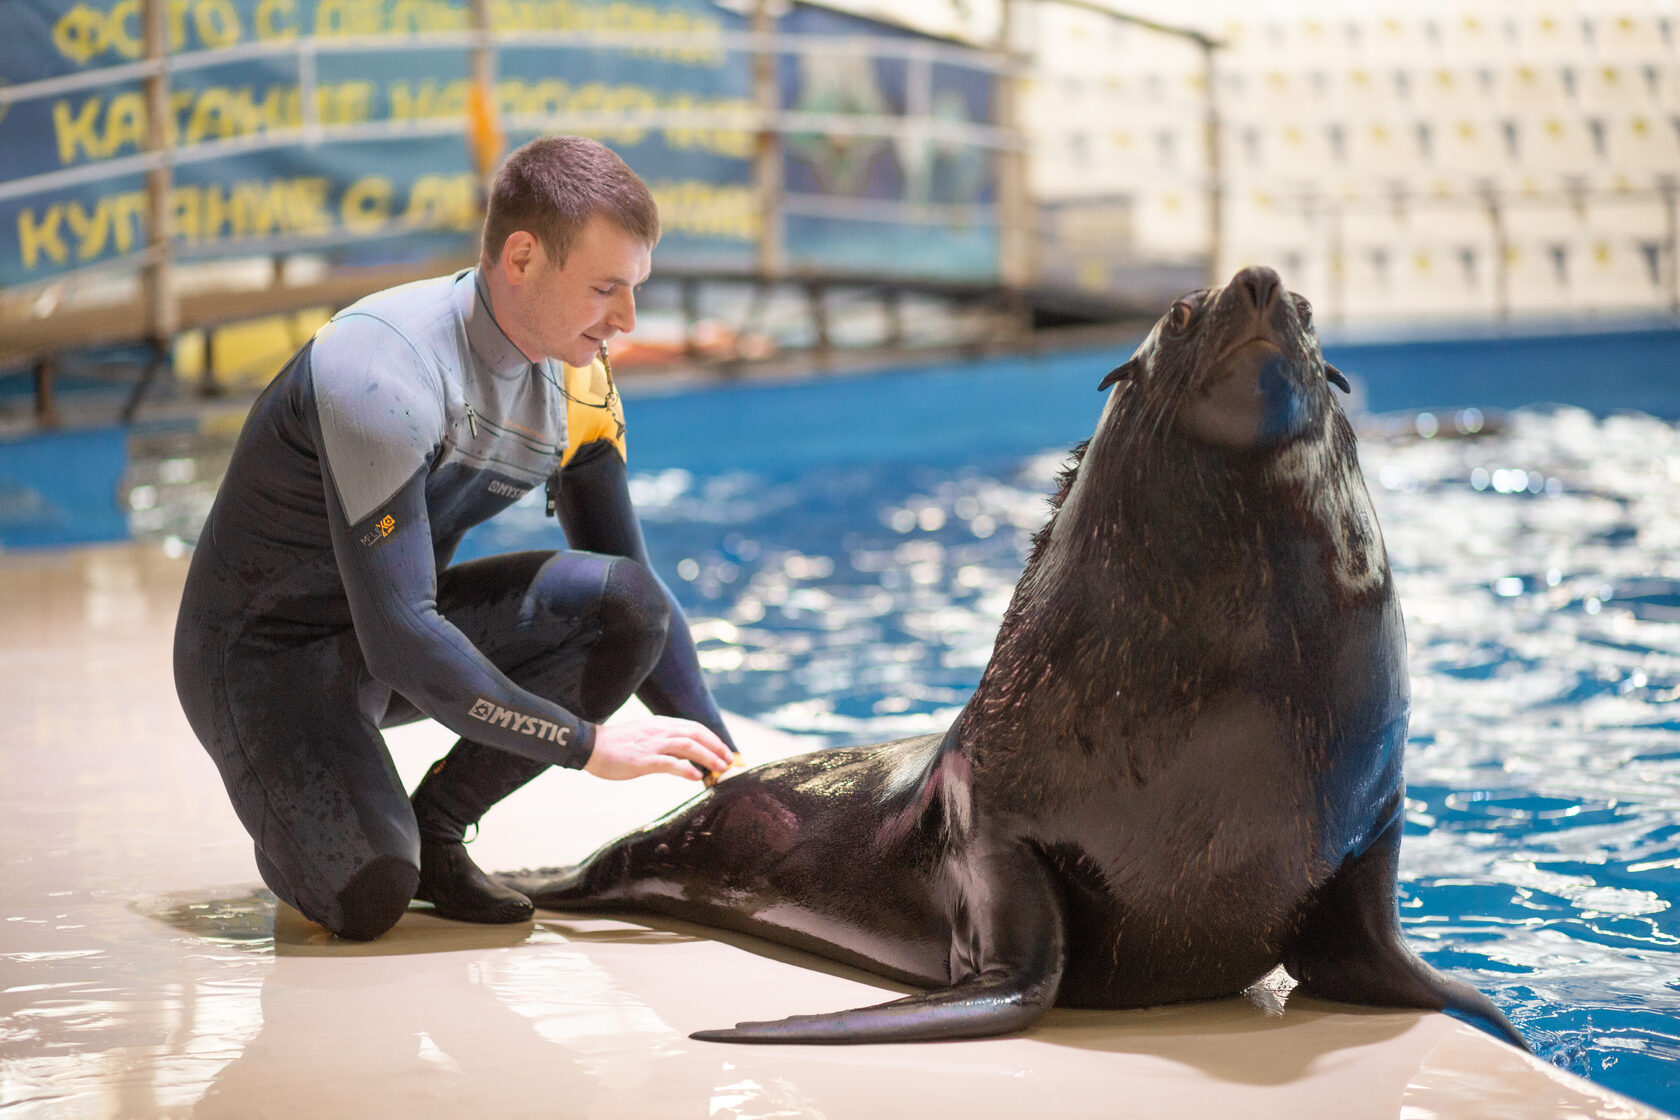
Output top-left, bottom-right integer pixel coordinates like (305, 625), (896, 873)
(559, 350), (627, 467)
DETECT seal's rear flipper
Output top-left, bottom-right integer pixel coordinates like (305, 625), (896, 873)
(693, 842), (1067, 1045)
(1283, 814), (1529, 1051)
(691, 971), (1059, 1044)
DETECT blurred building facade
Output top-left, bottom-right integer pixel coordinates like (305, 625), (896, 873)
(1014, 0), (1680, 325)
(5, 0), (1676, 414)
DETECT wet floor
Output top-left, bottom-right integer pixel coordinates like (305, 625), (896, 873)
(0, 544), (1664, 1118)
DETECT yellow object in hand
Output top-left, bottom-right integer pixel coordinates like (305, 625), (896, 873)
(703, 753), (746, 788)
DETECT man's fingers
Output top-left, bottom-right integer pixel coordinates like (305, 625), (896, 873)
(690, 725), (731, 756)
(648, 720), (731, 771)
(668, 736), (730, 773)
(662, 755), (707, 780)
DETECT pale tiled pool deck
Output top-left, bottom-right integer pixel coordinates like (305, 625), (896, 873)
(0, 543), (1663, 1119)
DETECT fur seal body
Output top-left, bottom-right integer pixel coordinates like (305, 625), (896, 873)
(505, 266), (1527, 1049)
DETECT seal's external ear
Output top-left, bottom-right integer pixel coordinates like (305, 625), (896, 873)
(1325, 363), (1351, 394)
(1099, 358), (1140, 391)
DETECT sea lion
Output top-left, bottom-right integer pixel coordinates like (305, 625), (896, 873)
(504, 265), (1528, 1050)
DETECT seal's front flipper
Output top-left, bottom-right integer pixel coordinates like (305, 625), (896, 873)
(1283, 813), (1529, 1051)
(497, 844), (628, 912)
(692, 842), (1067, 1045)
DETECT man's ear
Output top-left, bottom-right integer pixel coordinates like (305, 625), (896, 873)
(501, 231), (538, 286)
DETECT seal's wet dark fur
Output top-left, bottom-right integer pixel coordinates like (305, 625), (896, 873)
(502, 267), (1527, 1049)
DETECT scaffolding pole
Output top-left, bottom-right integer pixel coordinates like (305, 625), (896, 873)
(995, 0), (1033, 298)
(1201, 36), (1223, 287)
(753, 0), (784, 279)
(123, 0), (178, 422)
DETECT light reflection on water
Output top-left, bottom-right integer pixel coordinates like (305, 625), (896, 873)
(568, 405), (1678, 1113)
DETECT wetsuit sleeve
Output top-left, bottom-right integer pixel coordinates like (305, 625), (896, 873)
(555, 438), (738, 753)
(308, 316), (596, 767)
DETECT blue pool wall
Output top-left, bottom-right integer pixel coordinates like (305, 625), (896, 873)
(619, 323), (1680, 475)
(1, 321), (1677, 549)
(0, 425), (129, 549)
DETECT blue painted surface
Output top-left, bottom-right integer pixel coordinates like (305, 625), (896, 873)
(623, 348), (1118, 474)
(0, 425), (129, 548)
(3, 322), (1678, 547)
(1325, 326), (1680, 419)
(618, 324), (1680, 474)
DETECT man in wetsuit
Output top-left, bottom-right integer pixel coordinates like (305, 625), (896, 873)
(173, 136), (736, 941)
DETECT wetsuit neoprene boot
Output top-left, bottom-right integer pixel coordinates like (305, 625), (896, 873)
(409, 745), (545, 924)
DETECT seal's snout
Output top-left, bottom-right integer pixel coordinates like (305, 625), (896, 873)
(1234, 266), (1282, 316)
(1170, 265), (1324, 451)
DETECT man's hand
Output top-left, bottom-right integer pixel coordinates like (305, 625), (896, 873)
(583, 717), (735, 781)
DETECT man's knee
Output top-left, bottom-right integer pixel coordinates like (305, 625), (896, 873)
(598, 558), (671, 649)
(333, 854), (420, 941)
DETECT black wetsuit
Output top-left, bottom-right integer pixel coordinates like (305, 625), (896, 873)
(173, 267), (730, 939)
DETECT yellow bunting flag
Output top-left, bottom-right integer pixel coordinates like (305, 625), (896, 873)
(467, 81), (503, 180)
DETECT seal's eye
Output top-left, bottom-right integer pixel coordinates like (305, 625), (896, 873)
(1167, 300), (1195, 334)
(1295, 296), (1314, 330)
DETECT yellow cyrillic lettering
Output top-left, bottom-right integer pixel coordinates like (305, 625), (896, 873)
(62, 198), (110, 260)
(110, 192), (145, 253)
(337, 81), (373, 124)
(106, 0), (142, 58)
(231, 180), (289, 236)
(172, 185), (201, 241)
(403, 174), (477, 231)
(18, 206), (69, 269)
(105, 92), (147, 155)
(390, 79), (468, 120)
(184, 86), (234, 144)
(252, 84), (301, 130)
(52, 97), (104, 164)
(169, 88), (196, 144)
(651, 182), (759, 241)
(255, 0), (297, 39)
(51, 4), (107, 65)
(315, 81), (373, 125)
(290, 178), (333, 235)
(387, 0), (466, 33)
(315, 0), (380, 36)
(204, 184), (233, 239)
(167, 0), (194, 51)
(342, 176), (392, 232)
(195, 0), (242, 48)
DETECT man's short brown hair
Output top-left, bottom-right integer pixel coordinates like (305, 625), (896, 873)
(481, 135), (660, 265)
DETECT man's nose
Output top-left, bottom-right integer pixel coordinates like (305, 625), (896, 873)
(607, 288), (636, 335)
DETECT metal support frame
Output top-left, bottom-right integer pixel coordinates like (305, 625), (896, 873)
(883, 285), (905, 349)
(1663, 175), (1680, 316)
(1201, 38), (1223, 287)
(753, 0), (784, 280)
(994, 0), (1033, 304)
(33, 359), (59, 428)
(126, 0), (178, 423)
(804, 282), (831, 358)
(681, 279), (702, 360)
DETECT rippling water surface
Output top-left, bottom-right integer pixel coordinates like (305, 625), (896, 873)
(469, 403), (1680, 1113)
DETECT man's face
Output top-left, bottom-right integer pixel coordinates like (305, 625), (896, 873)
(497, 214), (652, 367)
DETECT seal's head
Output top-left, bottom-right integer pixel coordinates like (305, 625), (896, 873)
(1102, 265), (1349, 452)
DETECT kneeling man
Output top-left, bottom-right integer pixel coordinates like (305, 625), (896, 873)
(174, 136), (735, 940)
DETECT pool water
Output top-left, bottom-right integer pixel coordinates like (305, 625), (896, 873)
(456, 377), (1680, 1114)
